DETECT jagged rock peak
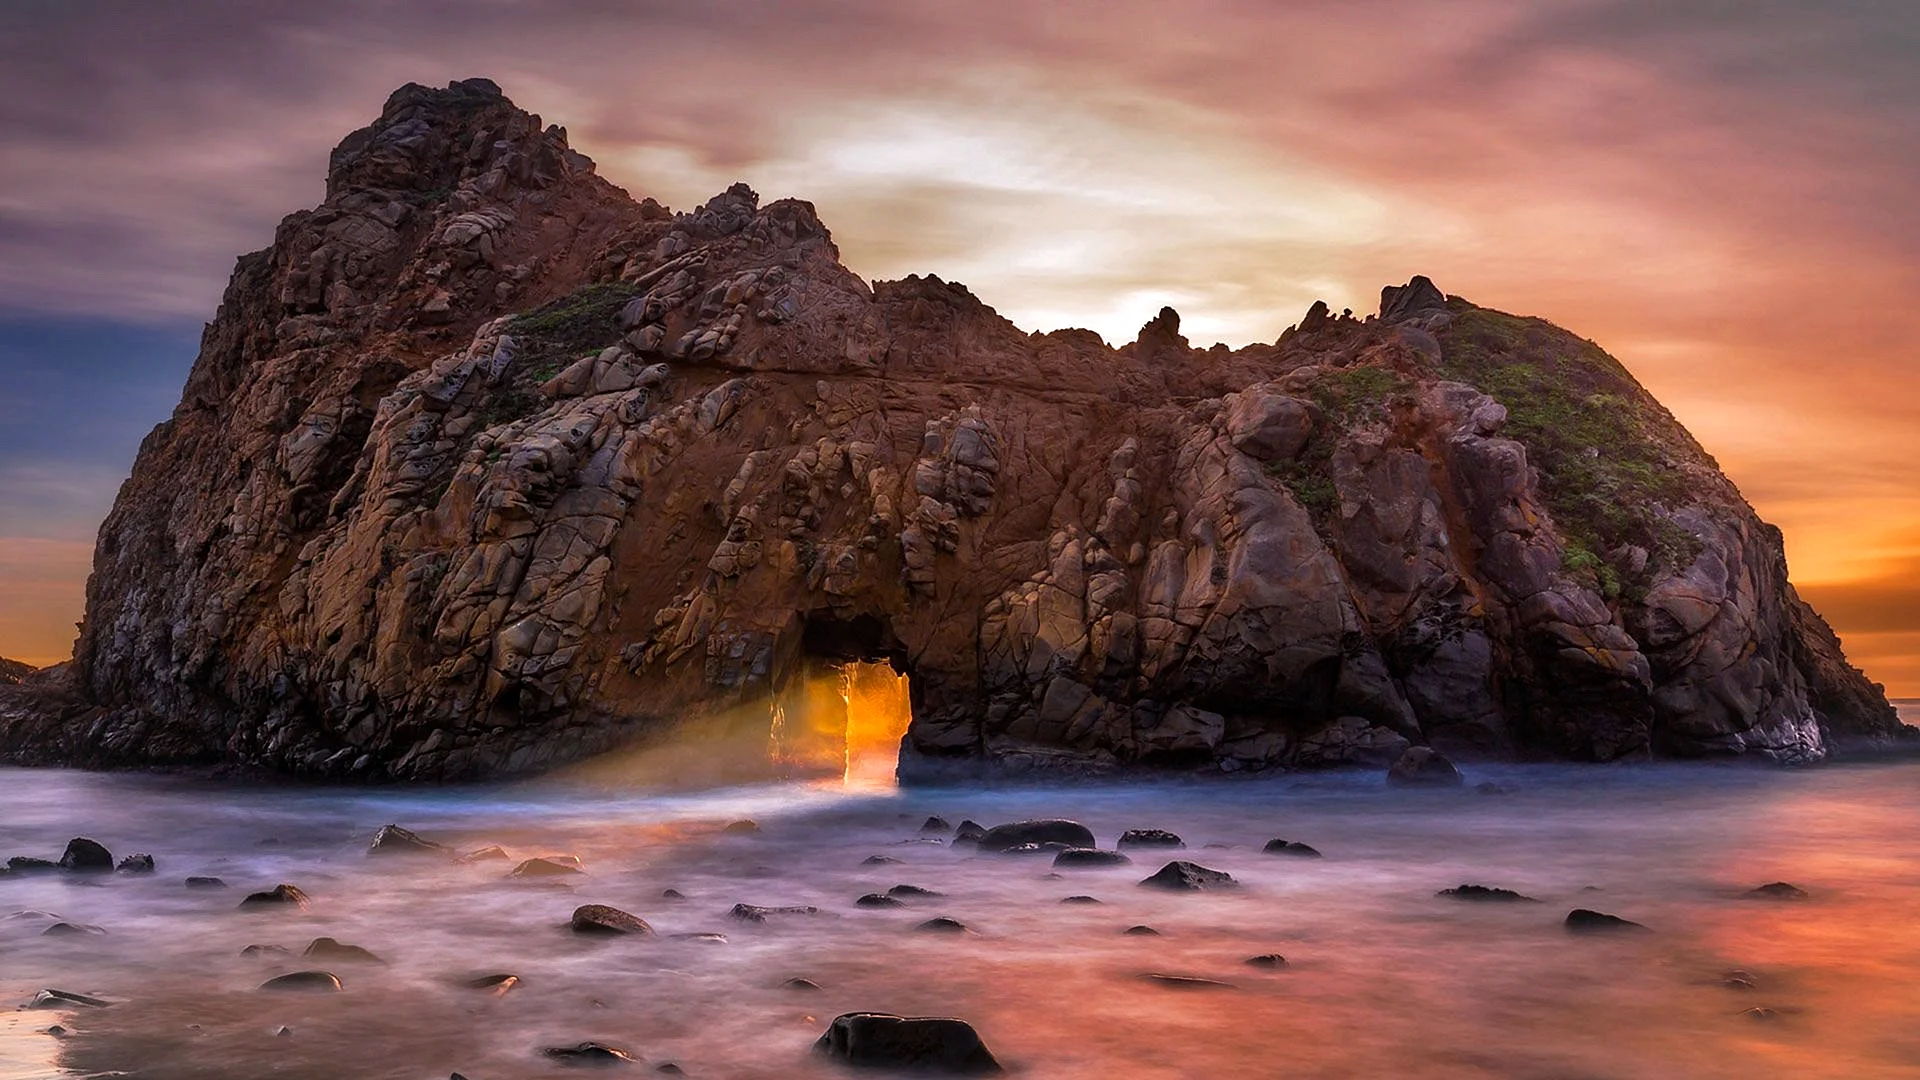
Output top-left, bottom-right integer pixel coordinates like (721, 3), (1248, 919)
(1379, 276), (1447, 323)
(327, 78), (590, 201)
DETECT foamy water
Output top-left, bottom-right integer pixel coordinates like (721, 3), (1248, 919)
(5, 719), (1920, 1078)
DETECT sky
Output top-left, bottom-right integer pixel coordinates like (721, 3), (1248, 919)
(0, 1), (1915, 694)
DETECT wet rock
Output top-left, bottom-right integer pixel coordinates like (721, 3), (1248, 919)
(862, 855), (903, 866)
(43, 922), (106, 936)
(275, 1026), (292, 1037)
(543, 1042), (638, 1065)
(722, 819), (760, 835)
(660, 888), (687, 900)
(670, 932), (727, 944)
(468, 973), (520, 995)
(1261, 839), (1322, 858)
(814, 1012), (1002, 1074)
(921, 816), (953, 834)
(1060, 895), (1102, 905)
(185, 876), (227, 888)
(260, 971), (343, 993)
(58, 838), (114, 873)
(1116, 829), (1184, 851)
(914, 916), (973, 934)
(1741, 1007), (1779, 1022)
(1386, 747), (1464, 788)
(1123, 925), (1160, 936)
(571, 904), (654, 936)
(1244, 954), (1288, 968)
(242, 944), (291, 957)
(238, 884), (312, 910)
(1139, 861), (1237, 892)
(46, 1025), (67, 1036)
(5, 910), (59, 921)
(655, 1064), (684, 1075)
(116, 853), (155, 873)
(1437, 884), (1539, 903)
(23, 989), (110, 1009)
(887, 884), (943, 899)
(1564, 908), (1649, 933)
(1742, 882), (1809, 901)
(7, 857), (60, 874)
(510, 856), (583, 878)
(857, 893), (906, 908)
(367, 824), (451, 857)
(974, 820), (1095, 853)
(1053, 848), (1132, 869)
(729, 903), (818, 923)
(458, 845), (511, 863)
(953, 821), (986, 843)
(1722, 970), (1757, 991)
(783, 977), (823, 991)
(303, 937), (385, 963)
(1139, 973), (1233, 990)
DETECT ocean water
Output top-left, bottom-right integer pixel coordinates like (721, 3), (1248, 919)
(3, 716), (1920, 1079)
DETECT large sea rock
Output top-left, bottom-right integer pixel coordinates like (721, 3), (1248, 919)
(0, 79), (1905, 779)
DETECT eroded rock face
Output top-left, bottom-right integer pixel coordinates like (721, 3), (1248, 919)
(0, 80), (1905, 780)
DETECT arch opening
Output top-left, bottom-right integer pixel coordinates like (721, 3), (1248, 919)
(770, 614), (915, 788)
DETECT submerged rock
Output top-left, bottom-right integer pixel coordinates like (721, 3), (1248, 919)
(1244, 954), (1289, 968)
(510, 856), (583, 878)
(1742, 882), (1810, 901)
(921, 816), (953, 833)
(1052, 848), (1132, 869)
(303, 937), (385, 963)
(1123, 925), (1161, 936)
(975, 820), (1095, 853)
(1565, 908), (1649, 933)
(953, 821), (986, 843)
(723, 819), (760, 835)
(782, 977), (823, 991)
(468, 973), (520, 995)
(260, 971), (343, 993)
(1438, 884), (1540, 903)
(58, 838), (114, 873)
(887, 884), (943, 899)
(367, 824), (451, 857)
(1060, 895), (1102, 905)
(116, 853), (155, 873)
(238, 884), (312, 911)
(729, 903), (818, 923)
(43, 922), (106, 936)
(856, 893), (906, 908)
(6, 857), (59, 874)
(1139, 973), (1233, 990)
(571, 904), (653, 935)
(1386, 747), (1464, 788)
(542, 1042), (638, 1065)
(1261, 839), (1322, 858)
(23, 989), (110, 1009)
(814, 1013), (1002, 1074)
(1139, 861), (1237, 892)
(914, 916), (973, 934)
(185, 876), (227, 888)
(1116, 829), (1184, 851)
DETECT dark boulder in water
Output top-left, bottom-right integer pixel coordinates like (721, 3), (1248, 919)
(1117, 829), (1184, 850)
(239, 884), (312, 910)
(458, 845), (511, 863)
(1060, 895), (1102, 905)
(1244, 954), (1288, 968)
(367, 824), (451, 857)
(571, 904), (654, 936)
(1742, 882), (1810, 901)
(782, 977), (823, 991)
(116, 853), (155, 873)
(23, 989), (110, 1009)
(814, 1012), (1002, 1074)
(185, 876), (227, 889)
(975, 820), (1095, 853)
(887, 884), (943, 899)
(1261, 839), (1322, 858)
(303, 937), (385, 963)
(1139, 861), (1237, 892)
(1438, 884), (1540, 903)
(862, 855), (903, 866)
(1139, 972), (1233, 990)
(58, 838), (114, 872)
(1053, 848), (1132, 869)
(921, 816), (953, 834)
(1386, 747), (1464, 787)
(1123, 925), (1161, 936)
(953, 821), (986, 843)
(1565, 908), (1649, 933)
(510, 856), (583, 878)
(260, 971), (343, 993)
(914, 916), (973, 934)
(241, 944), (290, 957)
(468, 973), (520, 994)
(722, 819), (760, 835)
(729, 903), (818, 923)
(542, 1041), (637, 1065)
(7, 857), (59, 874)
(43, 922), (106, 936)
(857, 893), (907, 908)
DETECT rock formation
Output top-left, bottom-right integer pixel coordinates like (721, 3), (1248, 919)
(0, 658), (33, 686)
(0, 79), (1905, 779)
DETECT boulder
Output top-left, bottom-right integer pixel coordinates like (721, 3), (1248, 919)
(1116, 829), (1184, 851)
(367, 824), (451, 857)
(1742, 882), (1809, 901)
(914, 916), (973, 934)
(1052, 848), (1132, 869)
(1261, 839), (1322, 858)
(814, 1013), (1002, 1074)
(1139, 973), (1233, 990)
(1437, 884), (1539, 902)
(260, 971), (343, 993)
(542, 1042), (638, 1065)
(1123, 925), (1161, 936)
(185, 876), (227, 888)
(1386, 747), (1464, 788)
(303, 937), (384, 963)
(468, 973), (520, 994)
(974, 820), (1095, 853)
(856, 893), (906, 908)
(238, 884), (312, 910)
(23, 989), (110, 1009)
(1564, 908), (1649, 933)
(1060, 895), (1102, 905)
(43, 922), (106, 936)
(58, 838), (113, 873)
(115, 853), (155, 873)
(571, 904), (654, 935)
(1138, 861), (1237, 892)
(729, 903), (818, 923)
(510, 856), (583, 878)
(887, 884), (943, 899)
(1244, 954), (1288, 968)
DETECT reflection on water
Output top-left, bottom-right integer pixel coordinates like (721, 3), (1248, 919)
(0, 717), (1917, 1078)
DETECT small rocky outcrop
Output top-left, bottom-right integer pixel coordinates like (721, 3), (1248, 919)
(367, 824), (450, 856)
(0, 658), (33, 686)
(814, 1013), (1002, 1075)
(1053, 848), (1131, 869)
(570, 904), (653, 935)
(1116, 829), (1184, 850)
(1139, 861), (1237, 891)
(304, 937), (384, 963)
(975, 821), (1095, 852)
(1437, 884), (1538, 902)
(1742, 882), (1810, 901)
(0, 78), (1903, 780)
(542, 1042), (637, 1065)
(58, 838), (114, 873)
(238, 884), (312, 910)
(260, 971), (343, 992)
(1564, 908), (1649, 933)
(1262, 839), (1322, 857)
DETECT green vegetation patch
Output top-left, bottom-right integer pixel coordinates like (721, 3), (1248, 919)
(1435, 306), (1705, 594)
(472, 281), (641, 428)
